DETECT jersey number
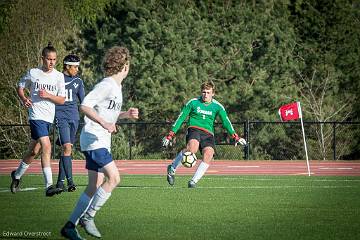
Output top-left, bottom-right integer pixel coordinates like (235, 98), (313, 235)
(65, 89), (73, 102)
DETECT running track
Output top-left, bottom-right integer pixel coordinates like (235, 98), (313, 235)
(1, 160), (360, 176)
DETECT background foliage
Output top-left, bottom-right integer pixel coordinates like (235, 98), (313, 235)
(0, 0), (359, 160)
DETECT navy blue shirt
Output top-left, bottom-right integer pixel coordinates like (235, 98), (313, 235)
(55, 74), (85, 120)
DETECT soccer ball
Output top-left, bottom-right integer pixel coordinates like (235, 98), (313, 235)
(181, 152), (197, 168)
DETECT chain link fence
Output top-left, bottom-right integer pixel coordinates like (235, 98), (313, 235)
(0, 121), (359, 160)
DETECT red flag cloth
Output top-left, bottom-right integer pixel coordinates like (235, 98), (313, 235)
(278, 102), (300, 121)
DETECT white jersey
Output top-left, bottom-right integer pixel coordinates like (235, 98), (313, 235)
(80, 77), (123, 152)
(18, 67), (66, 123)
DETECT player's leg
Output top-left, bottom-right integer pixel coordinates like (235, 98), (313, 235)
(61, 155), (104, 240)
(64, 120), (79, 192)
(62, 143), (77, 191)
(56, 119), (70, 191)
(38, 135), (62, 196)
(80, 150), (117, 238)
(10, 139), (41, 193)
(83, 161), (119, 217)
(188, 131), (215, 188)
(188, 146), (214, 188)
(167, 128), (200, 186)
(69, 170), (104, 225)
(57, 157), (66, 191)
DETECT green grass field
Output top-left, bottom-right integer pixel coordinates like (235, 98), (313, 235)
(0, 174), (359, 240)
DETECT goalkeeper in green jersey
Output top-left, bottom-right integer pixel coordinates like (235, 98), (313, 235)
(162, 81), (246, 188)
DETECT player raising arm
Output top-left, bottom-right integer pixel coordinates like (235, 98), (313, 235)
(162, 81), (246, 188)
(10, 42), (66, 197)
(61, 46), (139, 240)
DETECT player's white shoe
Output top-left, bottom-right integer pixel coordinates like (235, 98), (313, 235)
(79, 214), (102, 238)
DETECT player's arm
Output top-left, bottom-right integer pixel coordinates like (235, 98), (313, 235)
(218, 108), (246, 146)
(39, 75), (66, 104)
(80, 105), (116, 133)
(17, 87), (32, 108)
(39, 90), (65, 104)
(171, 101), (192, 133)
(17, 71), (32, 107)
(80, 81), (116, 133)
(162, 101), (192, 147)
(118, 108), (139, 120)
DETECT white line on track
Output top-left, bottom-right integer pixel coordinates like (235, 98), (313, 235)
(319, 167), (353, 170)
(121, 176), (360, 182)
(227, 166), (260, 168)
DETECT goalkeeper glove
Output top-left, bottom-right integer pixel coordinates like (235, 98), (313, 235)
(232, 133), (247, 146)
(162, 131), (175, 148)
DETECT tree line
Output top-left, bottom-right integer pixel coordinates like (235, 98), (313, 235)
(0, 0), (359, 159)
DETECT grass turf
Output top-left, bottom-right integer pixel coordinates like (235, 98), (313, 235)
(0, 174), (359, 240)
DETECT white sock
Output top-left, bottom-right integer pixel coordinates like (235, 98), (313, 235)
(42, 167), (53, 188)
(14, 161), (29, 179)
(69, 193), (92, 225)
(86, 186), (111, 218)
(171, 151), (183, 170)
(191, 162), (210, 183)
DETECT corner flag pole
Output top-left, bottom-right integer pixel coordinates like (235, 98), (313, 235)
(297, 102), (311, 176)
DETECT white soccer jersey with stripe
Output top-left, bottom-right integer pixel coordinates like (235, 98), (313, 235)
(80, 77), (123, 152)
(18, 67), (66, 123)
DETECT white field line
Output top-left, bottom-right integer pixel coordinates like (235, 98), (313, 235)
(0, 187), (38, 193)
(3, 174), (359, 182)
(117, 185), (357, 189)
(0, 184), (358, 193)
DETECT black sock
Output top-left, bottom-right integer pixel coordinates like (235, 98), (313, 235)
(57, 156), (65, 184)
(63, 156), (73, 184)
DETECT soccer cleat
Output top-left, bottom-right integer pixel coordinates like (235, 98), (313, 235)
(10, 170), (21, 193)
(188, 180), (196, 188)
(45, 185), (63, 197)
(79, 214), (102, 238)
(67, 183), (77, 192)
(61, 221), (84, 240)
(167, 165), (175, 186)
(56, 182), (67, 192)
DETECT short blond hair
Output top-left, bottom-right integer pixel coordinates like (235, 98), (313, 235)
(103, 46), (130, 76)
(201, 81), (215, 93)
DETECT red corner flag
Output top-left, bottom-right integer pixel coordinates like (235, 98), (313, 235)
(278, 101), (310, 176)
(278, 102), (301, 121)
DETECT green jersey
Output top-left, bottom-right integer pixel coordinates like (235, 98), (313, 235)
(171, 97), (236, 136)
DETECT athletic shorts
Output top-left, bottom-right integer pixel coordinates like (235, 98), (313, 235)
(83, 148), (113, 172)
(29, 120), (51, 140)
(55, 118), (79, 146)
(186, 127), (215, 151)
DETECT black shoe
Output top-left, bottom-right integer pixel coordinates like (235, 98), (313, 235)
(188, 180), (196, 188)
(10, 170), (21, 193)
(56, 182), (67, 192)
(67, 183), (77, 192)
(167, 165), (175, 186)
(61, 221), (84, 240)
(45, 185), (63, 197)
